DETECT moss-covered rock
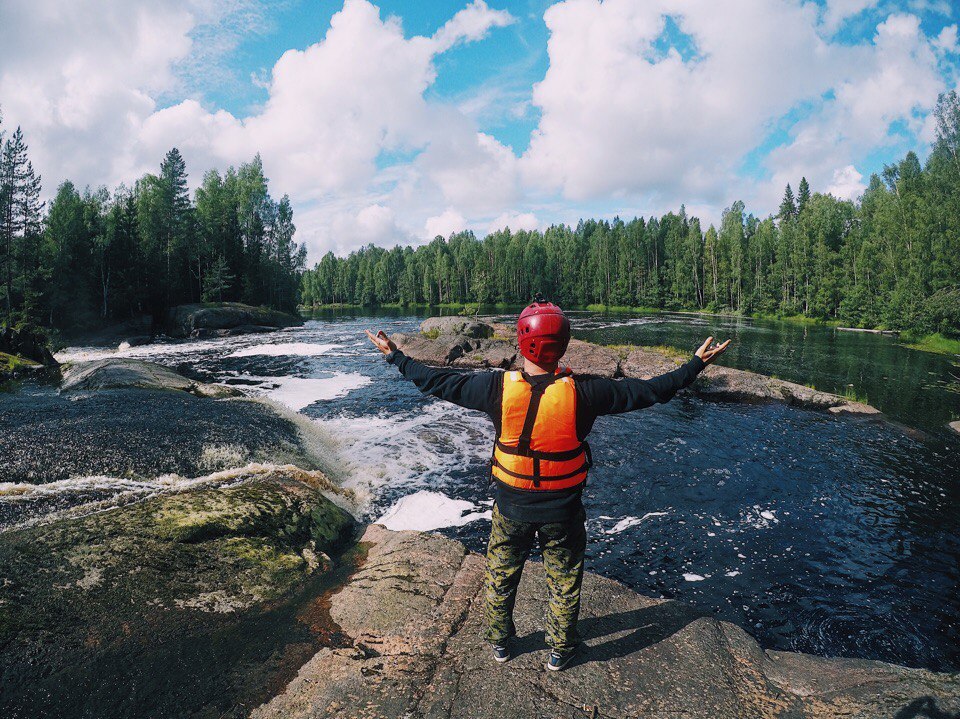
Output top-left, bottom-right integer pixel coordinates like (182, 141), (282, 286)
(0, 472), (355, 718)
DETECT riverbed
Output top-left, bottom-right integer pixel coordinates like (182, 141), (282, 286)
(5, 309), (959, 672)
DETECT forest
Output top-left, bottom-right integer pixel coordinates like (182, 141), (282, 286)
(0, 113), (305, 335)
(302, 93), (960, 338)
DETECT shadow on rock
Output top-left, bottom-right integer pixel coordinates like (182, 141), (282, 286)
(896, 697), (960, 719)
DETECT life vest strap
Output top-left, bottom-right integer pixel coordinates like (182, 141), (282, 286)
(491, 456), (590, 483)
(494, 438), (587, 462)
(516, 375), (562, 455)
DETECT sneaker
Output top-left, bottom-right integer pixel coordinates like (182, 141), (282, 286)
(492, 643), (511, 663)
(545, 646), (577, 672)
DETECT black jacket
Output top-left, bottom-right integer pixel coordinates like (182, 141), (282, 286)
(385, 350), (705, 523)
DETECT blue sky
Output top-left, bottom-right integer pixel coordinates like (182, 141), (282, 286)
(2, 0), (959, 260)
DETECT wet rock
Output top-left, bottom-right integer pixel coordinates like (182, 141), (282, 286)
(166, 302), (302, 338)
(0, 383), (324, 485)
(0, 472), (356, 719)
(253, 526), (960, 719)
(61, 357), (243, 398)
(420, 316), (494, 339)
(190, 323), (275, 339)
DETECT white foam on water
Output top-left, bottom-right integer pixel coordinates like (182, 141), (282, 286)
(604, 511), (670, 534)
(683, 573), (707, 582)
(740, 505), (780, 529)
(56, 337), (249, 363)
(376, 490), (491, 532)
(235, 372), (371, 411)
(227, 342), (339, 358)
(313, 401), (493, 507)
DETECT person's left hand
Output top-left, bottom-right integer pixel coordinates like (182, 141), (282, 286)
(366, 329), (397, 355)
(695, 336), (731, 365)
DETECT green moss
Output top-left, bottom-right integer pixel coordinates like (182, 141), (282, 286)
(421, 327), (441, 339)
(0, 351), (40, 372)
(839, 385), (870, 404)
(899, 332), (960, 356)
(649, 344), (689, 361)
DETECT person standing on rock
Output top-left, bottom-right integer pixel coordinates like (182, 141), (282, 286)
(366, 297), (730, 671)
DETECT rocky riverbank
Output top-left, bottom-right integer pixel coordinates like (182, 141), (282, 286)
(390, 317), (883, 418)
(3, 496), (957, 718)
(253, 524), (960, 719)
(1, 354), (957, 717)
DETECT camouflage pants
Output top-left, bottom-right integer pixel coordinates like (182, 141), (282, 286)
(484, 503), (586, 651)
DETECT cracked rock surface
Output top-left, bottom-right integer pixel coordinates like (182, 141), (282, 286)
(253, 525), (960, 719)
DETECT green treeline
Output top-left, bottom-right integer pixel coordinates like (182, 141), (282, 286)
(303, 92), (960, 337)
(0, 113), (305, 333)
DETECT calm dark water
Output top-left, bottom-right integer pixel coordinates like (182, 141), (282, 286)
(569, 310), (960, 433)
(10, 309), (960, 672)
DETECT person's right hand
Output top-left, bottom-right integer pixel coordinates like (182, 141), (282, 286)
(695, 336), (731, 365)
(366, 329), (397, 355)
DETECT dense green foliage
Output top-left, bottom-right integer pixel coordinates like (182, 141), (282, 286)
(303, 93), (960, 337)
(0, 113), (305, 332)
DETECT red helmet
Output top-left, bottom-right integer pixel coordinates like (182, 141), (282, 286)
(517, 294), (570, 365)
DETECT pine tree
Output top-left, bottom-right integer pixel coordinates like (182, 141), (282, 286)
(798, 177), (811, 214)
(779, 183), (797, 223)
(0, 127), (43, 325)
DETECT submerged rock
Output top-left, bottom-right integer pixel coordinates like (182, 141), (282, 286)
(253, 525), (960, 719)
(0, 471), (356, 719)
(60, 357), (242, 398)
(391, 319), (885, 418)
(166, 302), (302, 338)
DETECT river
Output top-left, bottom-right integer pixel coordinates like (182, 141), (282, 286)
(7, 309), (960, 672)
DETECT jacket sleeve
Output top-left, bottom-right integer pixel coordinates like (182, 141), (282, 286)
(385, 350), (499, 414)
(578, 356), (705, 416)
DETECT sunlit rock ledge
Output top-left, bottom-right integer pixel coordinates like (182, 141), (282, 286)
(2, 474), (957, 719)
(390, 318), (883, 419)
(254, 523), (959, 719)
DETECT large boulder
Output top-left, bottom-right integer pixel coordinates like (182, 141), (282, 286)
(253, 525), (960, 719)
(420, 316), (494, 339)
(166, 303), (303, 338)
(0, 325), (58, 367)
(61, 358), (241, 398)
(0, 472), (356, 719)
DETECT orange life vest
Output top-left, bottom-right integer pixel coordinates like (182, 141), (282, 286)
(491, 369), (591, 491)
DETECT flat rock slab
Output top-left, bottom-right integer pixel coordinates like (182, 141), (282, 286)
(61, 358), (241, 398)
(254, 526), (960, 719)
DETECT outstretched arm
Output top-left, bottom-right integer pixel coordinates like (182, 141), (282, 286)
(366, 329), (498, 414)
(580, 336), (730, 416)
